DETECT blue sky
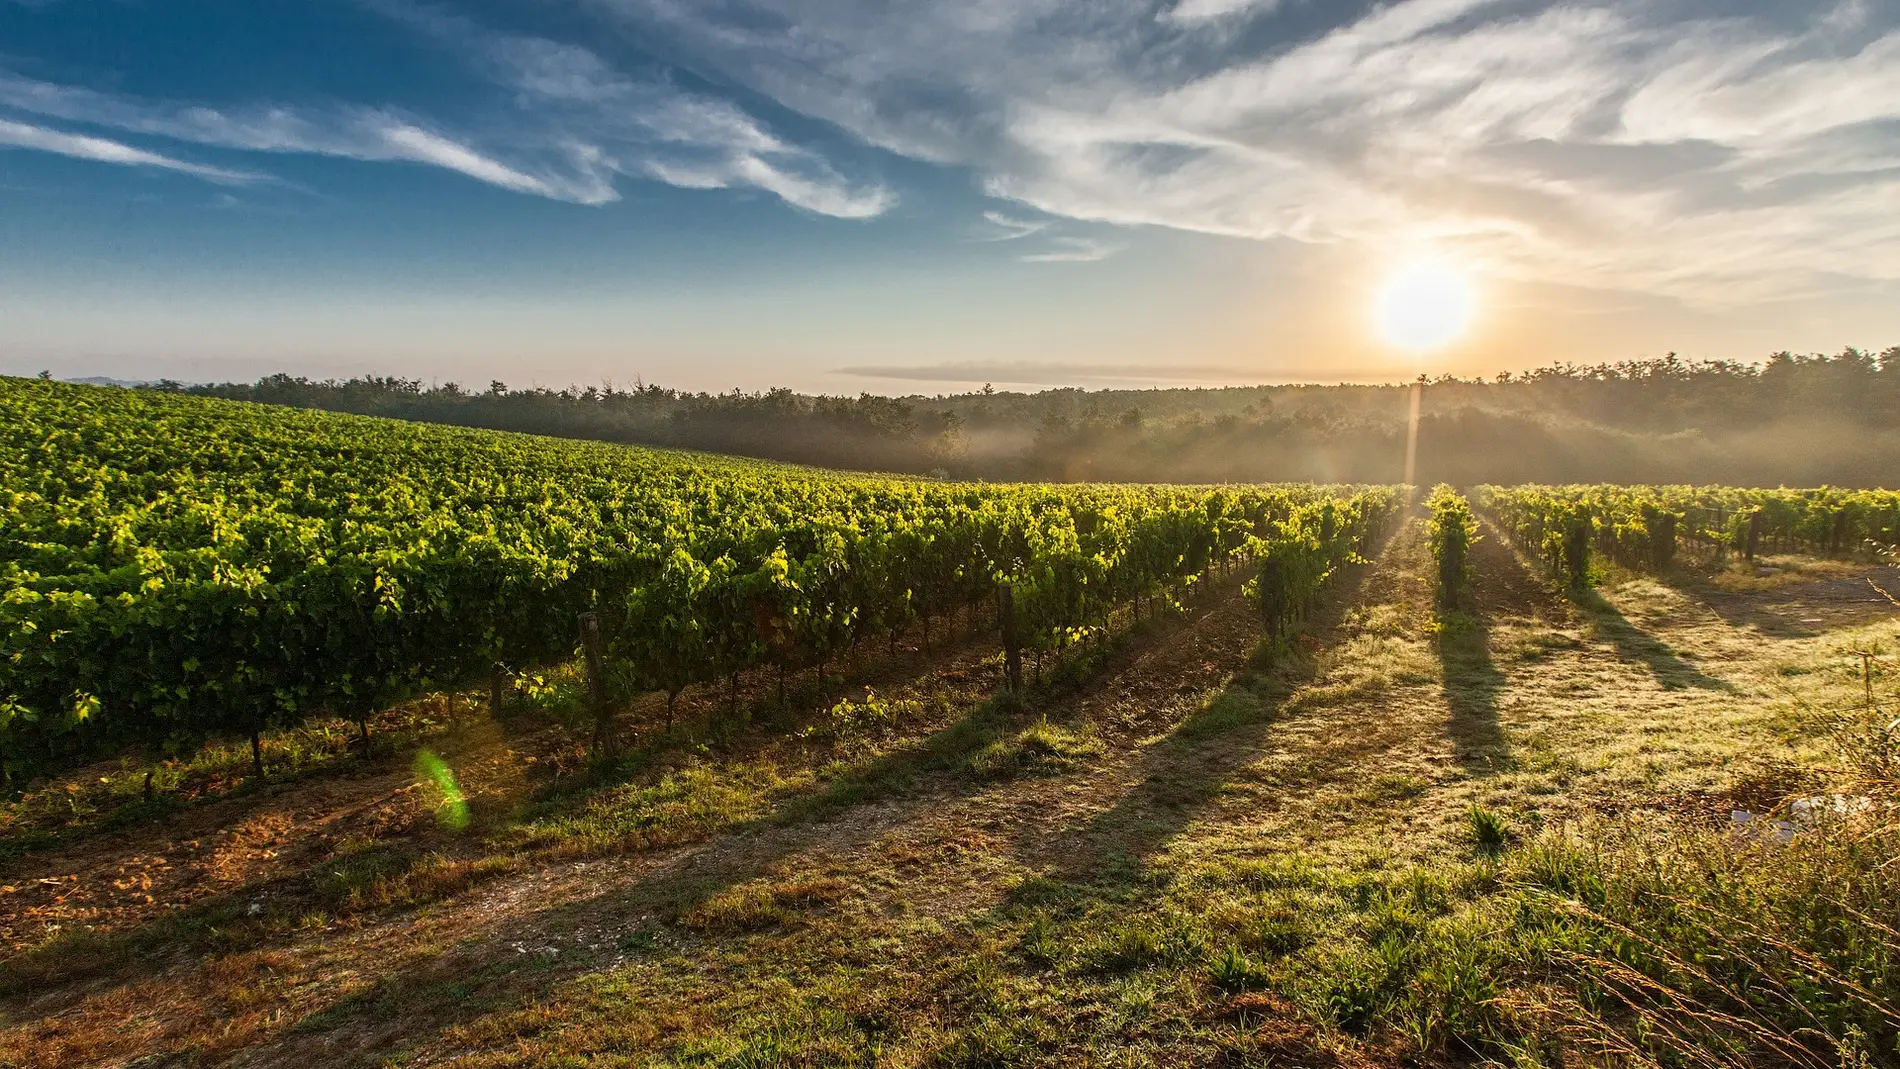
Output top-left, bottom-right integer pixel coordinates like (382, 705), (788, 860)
(2, 0), (1896, 391)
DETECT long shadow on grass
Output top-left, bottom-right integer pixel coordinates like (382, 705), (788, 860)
(136, 589), (1253, 1066)
(0, 688), (1009, 1007)
(0, 613), (1029, 1005)
(1024, 535), (1392, 889)
(1577, 590), (1734, 692)
(1661, 567), (1900, 639)
(0, 687), (1033, 1062)
(1436, 610), (1510, 774)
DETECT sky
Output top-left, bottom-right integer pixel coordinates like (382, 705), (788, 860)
(1, 0), (1897, 393)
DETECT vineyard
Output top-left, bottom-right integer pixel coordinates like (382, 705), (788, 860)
(1477, 483), (1900, 589)
(0, 377), (1395, 776)
(1, 377), (1898, 1069)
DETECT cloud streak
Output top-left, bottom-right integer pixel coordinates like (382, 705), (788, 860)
(976, 210), (1119, 261)
(0, 74), (621, 203)
(1018, 236), (1120, 263)
(836, 360), (1394, 386)
(979, 210), (1048, 240)
(590, 0), (1900, 302)
(0, 117), (261, 182)
(0, 4), (892, 216)
(371, 0), (892, 216)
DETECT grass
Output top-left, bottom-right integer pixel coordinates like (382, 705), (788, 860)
(968, 718), (1103, 780)
(680, 871), (853, 933)
(4, 518), (1898, 1068)
(0, 694), (470, 861)
(1464, 803), (1512, 851)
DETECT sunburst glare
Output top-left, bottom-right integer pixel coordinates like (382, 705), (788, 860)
(1374, 259), (1476, 353)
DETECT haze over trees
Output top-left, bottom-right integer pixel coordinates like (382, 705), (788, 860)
(173, 347), (1900, 486)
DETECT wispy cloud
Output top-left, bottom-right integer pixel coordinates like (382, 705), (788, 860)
(1018, 236), (1120, 263)
(590, 0), (1900, 303)
(1159, 0), (1287, 26)
(836, 360), (1392, 386)
(978, 210), (1118, 262)
(979, 210), (1048, 240)
(0, 73), (620, 203)
(361, 0), (894, 216)
(0, 117), (262, 183)
(0, 3), (892, 216)
(373, 121), (592, 199)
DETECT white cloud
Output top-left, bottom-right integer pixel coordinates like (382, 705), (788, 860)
(0, 6), (893, 217)
(0, 73), (620, 202)
(372, 120), (606, 201)
(976, 208), (1116, 262)
(979, 210), (1049, 239)
(589, 0), (1900, 303)
(0, 117), (261, 182)
(358, 0), (893, 216)
(1018, 236), (1121, 263)
(1159, 0), (1284, 25)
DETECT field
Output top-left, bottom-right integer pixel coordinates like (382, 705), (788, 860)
(2, 380), (1898, 1068)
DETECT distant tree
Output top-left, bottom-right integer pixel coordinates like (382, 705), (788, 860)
(159, 345), (1900, 487)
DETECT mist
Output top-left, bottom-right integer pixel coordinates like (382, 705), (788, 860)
(161, 347), (1900, 487)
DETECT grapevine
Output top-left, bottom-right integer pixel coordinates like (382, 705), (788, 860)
(0, 377), (1397, 774)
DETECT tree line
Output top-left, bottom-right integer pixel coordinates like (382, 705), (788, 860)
(160, 347), (1900, 486)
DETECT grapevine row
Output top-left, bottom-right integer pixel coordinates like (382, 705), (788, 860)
(0, 378), (1394, 773)
(1475, 483), (1900, 589)
(1426, 485), (1477, 609)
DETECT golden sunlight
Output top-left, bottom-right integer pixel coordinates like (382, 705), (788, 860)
(1374, 259), (1475, 353)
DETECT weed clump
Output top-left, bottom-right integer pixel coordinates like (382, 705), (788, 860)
(1209, 945), (1267, 991)
(681, 873), (851, 933)
(1464, 803), (1513, 852)
(968, 719), (1101, 780)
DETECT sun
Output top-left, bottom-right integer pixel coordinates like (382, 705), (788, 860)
(1374, 259), (1475, 353)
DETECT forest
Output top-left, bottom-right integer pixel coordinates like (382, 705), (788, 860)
(168, 347), (1900, 485)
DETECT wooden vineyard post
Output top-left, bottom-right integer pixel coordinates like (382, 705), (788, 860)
(998, 582), (1023, 692)
(579, 611), (615, 757)
(1652, 511), (1677, 571)
(1745, 510), (1763, 563)
(1563, 517), (1591, 591)
(1260, 557), (1285, 643)
(490, 667), (506, 719)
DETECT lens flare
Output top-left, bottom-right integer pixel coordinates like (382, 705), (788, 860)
(414, 748), (470, 830)
(1375, 260), (1475, 352)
